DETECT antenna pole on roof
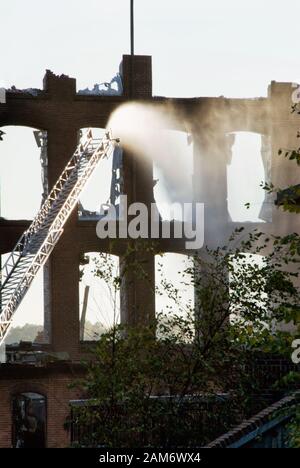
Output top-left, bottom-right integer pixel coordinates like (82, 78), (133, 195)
(130, 0), (134, 56)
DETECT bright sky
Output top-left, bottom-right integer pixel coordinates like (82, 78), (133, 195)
(0, 0), (300, 96)
(1, 0), (299, 332)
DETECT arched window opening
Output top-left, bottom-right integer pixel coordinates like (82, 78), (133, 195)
(155, 253), (194, 339)
(78, 128), (123, 220)
(1, 253), (45, 346)
(79, 252), (120, 341)
(229, 252), (267, 326)
(0, 126), (47, 220)
(153, 130), (193, 221)
(227, 132), (267, 222)
(12, 392), (46, 448)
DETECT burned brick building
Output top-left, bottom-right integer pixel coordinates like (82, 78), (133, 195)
(0, 55), (299, 447)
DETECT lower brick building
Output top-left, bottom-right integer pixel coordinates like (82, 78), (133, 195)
(0, 360), (84, 448)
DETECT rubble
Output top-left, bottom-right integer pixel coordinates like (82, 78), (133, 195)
(78, 73), (123, 96)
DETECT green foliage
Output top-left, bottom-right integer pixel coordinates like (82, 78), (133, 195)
(287, 401), (300, 448)
(70, 230), (300, 447)
(264, 120), (300, 213)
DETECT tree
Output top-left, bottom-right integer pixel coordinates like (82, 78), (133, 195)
(264, 104), (300, 214)
(70, 230), (300, 447)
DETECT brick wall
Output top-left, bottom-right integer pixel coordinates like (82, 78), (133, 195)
(0, 55), (154, 360)
(0, 363), (84, 448)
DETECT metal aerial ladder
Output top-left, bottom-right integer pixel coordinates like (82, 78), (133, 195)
(0, 129), (118, 345)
